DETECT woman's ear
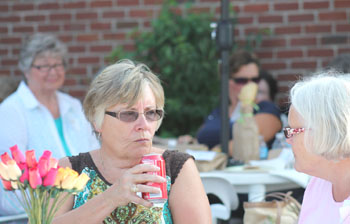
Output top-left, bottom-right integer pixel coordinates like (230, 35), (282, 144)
(93, 122), (102, 133)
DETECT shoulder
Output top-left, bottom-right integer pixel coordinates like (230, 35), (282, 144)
(256, 101), (281, 117)
(163, 150), (194, 184)
(67, 152), (93, 174)
(59, 157), (72, 169)
(57, 91), (82, 108)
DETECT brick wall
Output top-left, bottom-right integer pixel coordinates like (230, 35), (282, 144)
(1, 0), (349, 108)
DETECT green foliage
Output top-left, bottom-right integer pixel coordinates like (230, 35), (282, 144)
(108, 1), (268, 137)
(109, 2), (220, 137)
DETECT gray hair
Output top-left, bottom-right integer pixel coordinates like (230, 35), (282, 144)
(83, 59), (165, 130)
(18, 33), (67, 74)
(290, 73), (350, 160)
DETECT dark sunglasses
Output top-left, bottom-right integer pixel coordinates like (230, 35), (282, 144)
(232, 77), (261, 85)
(105, 109), (164, 123)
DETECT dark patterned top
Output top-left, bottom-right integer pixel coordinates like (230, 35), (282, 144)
(69, 150), (192, 224)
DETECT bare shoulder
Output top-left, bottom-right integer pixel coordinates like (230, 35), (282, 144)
(59, 157), (72, 168)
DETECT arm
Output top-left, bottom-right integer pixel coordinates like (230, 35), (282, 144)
(169, 158), (211, 224)
(53, 157), (165, 224)
(255, 113), (282, 142)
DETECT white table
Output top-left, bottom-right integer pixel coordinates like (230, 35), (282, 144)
(200, 167), (305, 202)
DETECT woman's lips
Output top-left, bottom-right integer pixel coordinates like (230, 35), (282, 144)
(135, 138), (149, 142)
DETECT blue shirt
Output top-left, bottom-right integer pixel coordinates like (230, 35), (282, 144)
(196, 101), (281, 149)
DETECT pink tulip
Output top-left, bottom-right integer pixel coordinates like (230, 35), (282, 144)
(1, 179), (12, 190)
(10, 145), (26, 164)
(18, 163), (29, 183)
(38, 157), (49, 177)
(41, 150), (52, 160)
(6, 160), (22, 180)
(43, 168), (58, 187)
(29, 167), (42, 189)
(1, 152), (11, 164)
(26, 150), (37, 168)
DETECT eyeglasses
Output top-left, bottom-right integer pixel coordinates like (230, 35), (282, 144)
(232, 77), (260, 85)
(105, 109), (164, 123)
(283, 127), (305, 139)
(32, 64), (65, 73)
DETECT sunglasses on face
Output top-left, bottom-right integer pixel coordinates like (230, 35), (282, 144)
(283, 127), (305, 139)
(232, 77), (261, 85)
(105, 109), (164, 123)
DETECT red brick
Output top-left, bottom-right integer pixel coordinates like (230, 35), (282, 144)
(307, 49), (334, 57)
(1, 59), (17, 66)
(277, 50), (303, 58)
(12, 4), (34, 11)
(0, 16), (20, 23)
(336, 24), (350, 32)
(69, 68), (87, 75)
(68, 90), (86, 99)
(292, 61), (317, 69)
(58, 35), (73, 43)
(103, 11), (125, 19)
(261, 62), (287, 70)
(303, 1), (329, 9)
(25, 15), (45, 22)
(334, 1), (350, 7)
(64, 24), (86, 31)
(103, 33), (126, 40)
(244, 27), (264, 35)
(76, 12), (98, 20)
(12, 48), (20, 55)
(77, 34), (99, 42)
(64, 79), (77, 86)
(275, 26), (301, 35)
(0, 69), (11, 75)
(124, 44), (135, 51)
(261, 39), (286, 48)
(274, 3), (298, 11)
(0, 26), (7, 33)
(305, 25), (331, 33)
(244, 4), (269, 13)
(117, 0), (139, 6)
(256, 51), (273, 59)
(189, 7), (211, 14)
(63, 2), (86, 9)
(259, 15), (283, 23)
(38, 25), (60, 32)
(130, 9), (154, 18)
(90, 45), (112, 52)
(291, 37), (317, 46)
(69, 46), (86, 53)
(319, 12), (347, 21)
(50, 13), (72, 21)
(38, 3), (60, 10)
(117, 22), (139, 29)
(80, 78), (93, 86)
(321, 36), (347, 44)
(0, 37), (21, 44)
(238, 16), (253, 24)
(277, 74), (301, 82)
(90, 23), (111, 30)
(0, 49), (7, 55)
(90, 1), (113, 8)
(13, 26), (34, 33)
(288, 14), (314, 22)
(144, 0), (163, 5)
(338, 48), (350, 54)
(78, 57), (100, 64)
(0, 5), (8, 12)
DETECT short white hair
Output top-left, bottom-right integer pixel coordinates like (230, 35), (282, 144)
(290, 72), (350, 160)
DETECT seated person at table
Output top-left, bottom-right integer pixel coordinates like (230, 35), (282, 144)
(53, 59), (211, 224)
(195, 51), (282, 154)
(287, 73), (350, 223)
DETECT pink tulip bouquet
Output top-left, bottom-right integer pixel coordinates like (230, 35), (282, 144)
(0, 145), (90, 224)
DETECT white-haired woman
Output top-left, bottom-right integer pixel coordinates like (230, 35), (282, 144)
(0, 34), (99, 221)
(53, 59), (211, 223)
(286, 73), (350, 223)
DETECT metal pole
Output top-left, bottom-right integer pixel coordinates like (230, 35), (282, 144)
(218, 0), (232, 155)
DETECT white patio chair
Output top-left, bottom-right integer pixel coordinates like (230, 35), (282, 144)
(201, 176), (240, 224)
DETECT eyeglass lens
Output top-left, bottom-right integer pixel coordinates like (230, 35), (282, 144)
(106, 109), (163, 122)
(233, 77), (260, 84)
(32, 64), (64, 72)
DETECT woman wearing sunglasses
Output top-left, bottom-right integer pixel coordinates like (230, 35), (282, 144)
(53, 59), (211, 224)
(286, 74), (350, 223)
(195, 51), (282, 154)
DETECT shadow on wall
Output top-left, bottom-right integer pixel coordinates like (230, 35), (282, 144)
(0, 77), (20, 103)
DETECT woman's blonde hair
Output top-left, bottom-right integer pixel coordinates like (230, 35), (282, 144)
(290, 72), (350, 160)
(83, 59), (165, 131)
